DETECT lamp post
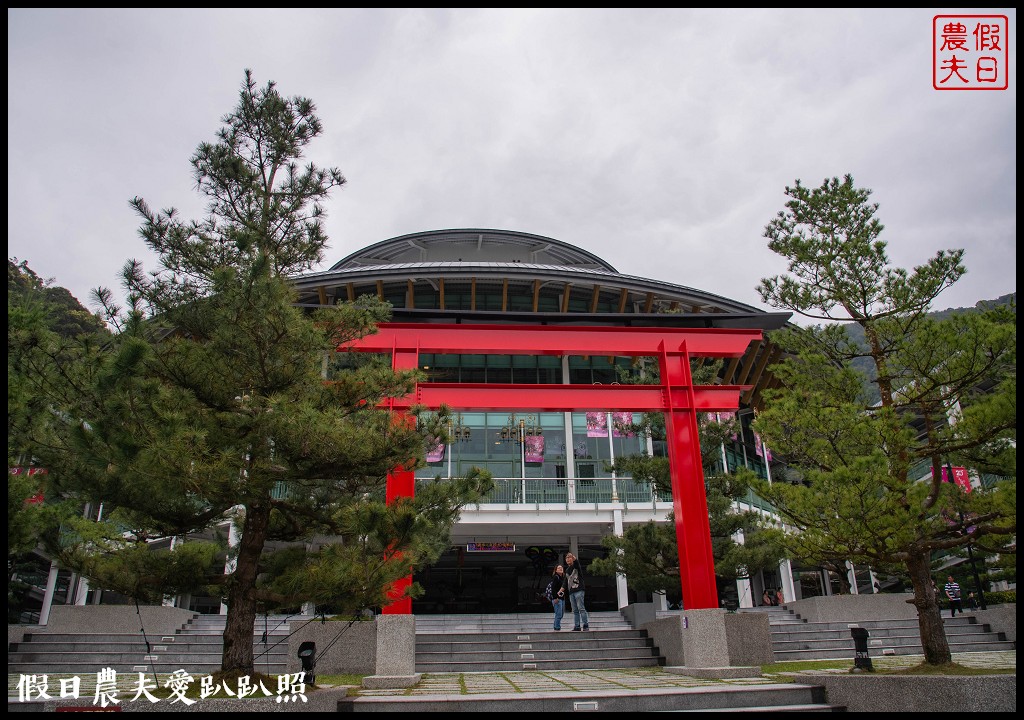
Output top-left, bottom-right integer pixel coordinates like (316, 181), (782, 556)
(946, 462), (987, 611)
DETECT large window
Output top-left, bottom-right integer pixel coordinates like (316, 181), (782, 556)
(570, 411), (648, 480)
(420, 354), (561, 384)
(416, 411), (567, 480)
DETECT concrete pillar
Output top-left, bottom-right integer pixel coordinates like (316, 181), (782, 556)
(74, 577), (90, 605)
(780, 559), (797, 604)
(846, 561), (859, 594)
(607, 412), (618, 502)
(162, 536), (179, 607)
(561, 356), (577, 503)
(736, 578), (754, 609)
(645, 431), (656, 502)
(733, 529), (754, 609)
(38, 560), (60, 626)
(612, 508), (628, 609)
(221, 514), (241, 615)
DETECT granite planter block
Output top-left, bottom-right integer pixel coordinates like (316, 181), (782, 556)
(787, 593), (918, 623)
(818, 674), (1015, 712)
(643, 609), (770, 669)
(8, 624), (31, 646)
(621, 602), (657, 628)
(724, 611), (773, 667)
(287, 618), (376, 675)
(43, 606), (198, 635)
(973, 605), (1015, 642)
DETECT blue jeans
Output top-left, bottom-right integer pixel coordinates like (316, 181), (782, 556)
(552, 598), (564, 629)
(569, 590), (589, 629)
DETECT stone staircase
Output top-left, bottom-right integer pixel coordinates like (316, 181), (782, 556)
(738, 605), (1015, 661)
(414, 611), (665, 672)
(8, 613), (293, 676)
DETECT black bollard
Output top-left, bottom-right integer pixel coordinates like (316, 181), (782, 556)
(298, 641), (316, 685)
(850, 626), (873, 672)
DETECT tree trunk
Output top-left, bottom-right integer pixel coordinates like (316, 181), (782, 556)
(221, 501), (271, 675)
(906, 551), (952, 665)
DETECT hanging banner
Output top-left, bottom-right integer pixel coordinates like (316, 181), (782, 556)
(426, 441), (445, 463)
(934, 465), (972, 493)
(587, 411), (635, 437)
(716, 411), (740, 440)
(524, 434), (545, 463)
(752, 432), (773, 463)
(611, 411), (635, 437)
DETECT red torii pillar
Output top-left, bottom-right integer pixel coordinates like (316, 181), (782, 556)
(346, 323), (761, 613)
(382, 345), (418, 615)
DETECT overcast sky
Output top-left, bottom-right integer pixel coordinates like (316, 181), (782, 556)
(8, 9), (1016, 325)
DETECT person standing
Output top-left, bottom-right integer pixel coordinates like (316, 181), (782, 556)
(945, 576), (963, 617)
(549, 564), (566, 630)
(564, 552), (589, 631)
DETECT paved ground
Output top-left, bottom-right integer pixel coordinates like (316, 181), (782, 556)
(8, 650), (1015, 706)
(355, 650), (1017, 696)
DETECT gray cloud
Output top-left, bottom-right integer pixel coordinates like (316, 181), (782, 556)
(8, 8), (1016, 322)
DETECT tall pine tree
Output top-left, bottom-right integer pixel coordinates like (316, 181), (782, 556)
(34, 71), (490, 675)
(754, 175), (1015, 665)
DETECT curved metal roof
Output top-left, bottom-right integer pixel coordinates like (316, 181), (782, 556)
(295, 229), (793, 411)
(331, 229), (617, 273)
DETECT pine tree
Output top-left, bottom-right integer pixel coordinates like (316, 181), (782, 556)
(8, 260), (107, 559)
(754, 175), (1015, 665)
(31, 71), (490, 675)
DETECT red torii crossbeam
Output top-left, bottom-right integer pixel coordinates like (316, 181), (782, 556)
(345, 323), (761, 612)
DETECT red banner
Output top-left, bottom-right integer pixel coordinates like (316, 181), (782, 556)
(933, 465), (972, 493)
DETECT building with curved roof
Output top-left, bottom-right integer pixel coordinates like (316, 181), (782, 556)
(295, 229), (790, 408)
(290, 229), (802, 614)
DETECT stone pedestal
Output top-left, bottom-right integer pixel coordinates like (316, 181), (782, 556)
(677, 608), (730, 667)
(642, 608), (771, 675)
(361, 614), (421, 689)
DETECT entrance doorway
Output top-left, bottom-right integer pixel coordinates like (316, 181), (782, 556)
(413, 544), (621, 614)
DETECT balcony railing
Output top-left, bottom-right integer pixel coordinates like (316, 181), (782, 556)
(477, 477), (662, 505)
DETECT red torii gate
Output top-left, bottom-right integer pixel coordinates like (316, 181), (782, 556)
(345, 323), (761, 612)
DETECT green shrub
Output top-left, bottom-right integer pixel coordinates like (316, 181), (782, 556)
(981, 589), (1016, 605)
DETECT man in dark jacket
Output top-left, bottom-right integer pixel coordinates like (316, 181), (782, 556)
(564, 552), (590, 631)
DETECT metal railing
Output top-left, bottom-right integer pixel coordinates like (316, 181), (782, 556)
(478, 477), (662, 505)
